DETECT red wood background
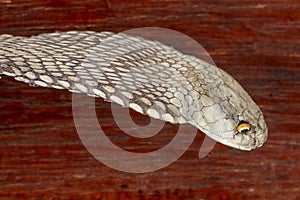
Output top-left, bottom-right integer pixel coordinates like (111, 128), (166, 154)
(0, 0), (299, 199)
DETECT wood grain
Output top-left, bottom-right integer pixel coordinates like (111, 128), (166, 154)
(0, 0), (299, 199)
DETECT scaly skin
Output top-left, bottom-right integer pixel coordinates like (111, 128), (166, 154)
(0, 31), (268, 150)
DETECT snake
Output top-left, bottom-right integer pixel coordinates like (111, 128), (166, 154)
(0, 30), (268, 151)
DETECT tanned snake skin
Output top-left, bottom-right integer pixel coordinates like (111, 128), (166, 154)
(0, 31), (268, 151)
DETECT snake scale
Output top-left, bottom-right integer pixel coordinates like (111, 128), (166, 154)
(0, 31), (267, 151)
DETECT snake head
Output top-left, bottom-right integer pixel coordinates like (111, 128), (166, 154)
(194, 68), (268, 151)
(222, 70), (268, 151)
(221, 108), (268, 151)
(197, 103), (268, 151)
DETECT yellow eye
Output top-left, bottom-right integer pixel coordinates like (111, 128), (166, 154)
(237, 121), (251, 133)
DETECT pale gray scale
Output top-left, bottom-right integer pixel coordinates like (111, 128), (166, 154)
(93, 55), (190, 122)
(146, 93), (156, 100)
(0, 31), (268, 151)
(124, 81), (135, 87)
(2, 39), (87, 95)
(121, 76), (135, 83)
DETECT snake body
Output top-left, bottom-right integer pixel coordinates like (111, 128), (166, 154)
(0, 31), (268, 150)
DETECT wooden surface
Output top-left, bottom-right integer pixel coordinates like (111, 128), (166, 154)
(0, 0), (299, 199)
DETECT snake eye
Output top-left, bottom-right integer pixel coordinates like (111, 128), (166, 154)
(237, 120), (251, 133)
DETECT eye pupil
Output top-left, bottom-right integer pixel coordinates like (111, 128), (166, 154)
(237, 120), (251, 133)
